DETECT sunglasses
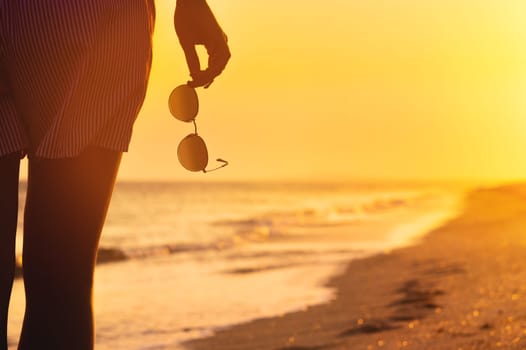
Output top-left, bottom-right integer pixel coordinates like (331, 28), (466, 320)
(168, 84), (228, 173)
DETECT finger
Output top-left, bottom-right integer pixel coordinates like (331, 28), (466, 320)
(187, 71), (214, 88)
(208, 39), (230, 72)
(187, 78), (213, 89)
(204, 80), (214, 89)
(201, 39), (230, 85)
(180, 44), (201, 78)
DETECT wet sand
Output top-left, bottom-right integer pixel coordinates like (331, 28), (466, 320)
(182, 184), (526, 350)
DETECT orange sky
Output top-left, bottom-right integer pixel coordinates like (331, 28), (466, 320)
(112, 0), (526, 181)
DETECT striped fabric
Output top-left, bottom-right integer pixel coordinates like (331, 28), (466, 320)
(0, 0), (156, 158)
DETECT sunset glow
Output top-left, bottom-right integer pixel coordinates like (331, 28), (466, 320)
(119, 0), (526, 181)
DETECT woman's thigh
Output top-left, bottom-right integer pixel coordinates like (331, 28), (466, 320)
(23, 147), (121, 294)
(0, 153), (20, 258)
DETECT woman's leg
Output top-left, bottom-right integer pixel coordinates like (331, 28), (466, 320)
(0, 154), (20, 350)
(18, 147), (121, 350)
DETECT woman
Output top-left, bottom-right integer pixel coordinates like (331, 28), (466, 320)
(0, 0), (230, 348)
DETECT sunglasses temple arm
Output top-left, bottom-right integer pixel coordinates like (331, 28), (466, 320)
(203, 158), (229, 173)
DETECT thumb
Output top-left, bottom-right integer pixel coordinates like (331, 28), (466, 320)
(180, 43), (201, 77)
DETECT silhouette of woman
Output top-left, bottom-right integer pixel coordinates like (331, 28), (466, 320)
(0, 0), (230, 349)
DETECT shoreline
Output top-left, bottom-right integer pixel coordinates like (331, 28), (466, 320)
(182, 184), (526, 350)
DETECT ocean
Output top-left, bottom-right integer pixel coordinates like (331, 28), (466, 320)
(8, 181), (463, 349)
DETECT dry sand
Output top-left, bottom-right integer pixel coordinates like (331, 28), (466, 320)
(183, 184), (526, 350)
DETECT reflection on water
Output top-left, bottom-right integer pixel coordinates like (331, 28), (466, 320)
(9, 181), (463, 349)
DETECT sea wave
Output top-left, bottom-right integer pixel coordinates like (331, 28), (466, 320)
(13, 191), (453, 279)
(208, 192), (441, 242)
(14, 247), (129, 279)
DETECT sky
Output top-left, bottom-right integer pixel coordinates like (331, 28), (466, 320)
(114, 0), (526, 182)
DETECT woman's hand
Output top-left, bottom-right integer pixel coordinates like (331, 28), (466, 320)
(174, 0), (231, 88)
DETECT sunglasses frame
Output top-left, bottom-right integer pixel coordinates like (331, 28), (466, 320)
(169, 84), (228, 173)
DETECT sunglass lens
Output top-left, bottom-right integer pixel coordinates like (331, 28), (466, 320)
(169, 84), (199, 122)
(177, 134), (209, 172)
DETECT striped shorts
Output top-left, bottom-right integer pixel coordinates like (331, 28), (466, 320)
(0, 0), (155, 158)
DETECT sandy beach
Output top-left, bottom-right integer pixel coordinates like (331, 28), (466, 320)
(182, 184), (526, 350)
